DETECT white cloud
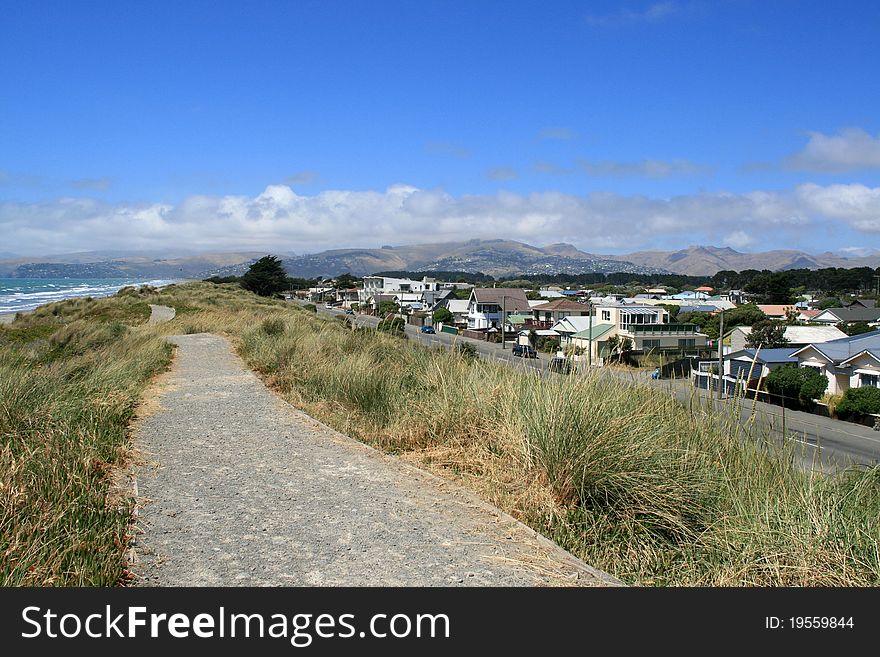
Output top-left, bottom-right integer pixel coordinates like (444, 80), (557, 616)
(723, 230), (756, 250)
(578, 158), (713, 178)
(587, 2), (678, 27)
(786, 128), (880, 172)
(2, 182), (879, 256)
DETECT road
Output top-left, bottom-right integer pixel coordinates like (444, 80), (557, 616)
(308, 303), (880, 473)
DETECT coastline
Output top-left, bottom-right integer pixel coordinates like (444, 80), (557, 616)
(0, 279), (187, 323)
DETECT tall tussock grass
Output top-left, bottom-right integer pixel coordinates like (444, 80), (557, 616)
(164, 283), (877, 587)
(1, 292), (172, 585)
(7, 281), (879, 586)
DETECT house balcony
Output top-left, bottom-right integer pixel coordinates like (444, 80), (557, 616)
(623, 323), (702, 336)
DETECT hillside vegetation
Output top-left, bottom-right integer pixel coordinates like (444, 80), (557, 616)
(3, 281), (879, 586)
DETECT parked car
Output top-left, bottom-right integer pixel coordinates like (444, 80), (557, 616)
(549, 357), (571, 373)
(344, 308), (355, 315)
(512, 344), (537, 358)
(420, 325), (436, 334)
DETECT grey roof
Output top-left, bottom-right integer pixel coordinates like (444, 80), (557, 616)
(817, 307), (880, 323)
(793, 329), (880, 363)
(727, 348), (799, 364)
(846, 298), (877, 309)
(470, 287), (531, 312)
(678, 305), (718, 313)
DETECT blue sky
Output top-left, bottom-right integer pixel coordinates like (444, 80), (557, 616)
(2, 0), (879, 256)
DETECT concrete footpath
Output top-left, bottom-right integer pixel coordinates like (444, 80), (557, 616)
(132, 333), (620, 587)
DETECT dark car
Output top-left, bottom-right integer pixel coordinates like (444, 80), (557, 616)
(420, 325), (436, 334)
(549, 357), (571, 373)
(512, 344), (537, 358)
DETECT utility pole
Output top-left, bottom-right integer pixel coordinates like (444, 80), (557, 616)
(501, 294), (506, 349)
(587, 298), (593, 368)
(717, 309), (724, 400)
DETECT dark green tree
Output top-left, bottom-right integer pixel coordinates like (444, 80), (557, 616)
(333, 272), (358, 289)
(433, 307), (454, 324)
(240, 255), (289, 297)
(745, 320), (790, 349)
(838, 321), (874, 336)
(377, 300), (400, 317)
(765, 366), (827, 407)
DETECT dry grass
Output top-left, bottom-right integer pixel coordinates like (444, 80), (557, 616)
(148, 283), (880, 586)
(4, 280), (878, 586)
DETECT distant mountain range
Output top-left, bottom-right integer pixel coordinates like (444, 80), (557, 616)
(0, 252), (268, 279)
(2, 242), (879, 279)
(280, 241), (880, 278)
(604, 245), (880, 276)
(280, 239), (666, 278)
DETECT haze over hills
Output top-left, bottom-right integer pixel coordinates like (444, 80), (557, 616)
(605, 245), (880, 276)
(2, 241), (879, 280)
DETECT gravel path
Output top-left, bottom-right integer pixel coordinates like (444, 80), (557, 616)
(148, 304), (176, 324)
(132, 333), (619, 586)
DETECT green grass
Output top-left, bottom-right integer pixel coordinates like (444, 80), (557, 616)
(0, 289), (172, 585)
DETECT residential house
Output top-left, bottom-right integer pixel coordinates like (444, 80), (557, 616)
(797, 309), (822, 322)
(711, 348), (800, 396)
(792, 330), (880, 394)
(359, 275), (443, 313)
(667, 290), (710, 301)
(845, 298), (877, 309)
(811, 307), (880, 326)
(724, 324), (848, 353)
(757, 304), (796, 320)
(558, 305), (708, 363)
(335, 288), (360, 308)
(466, 288), (531, 330)
(530, 298), (591, 327)
(442, 299), (470, 326)
(638, 297), (736, 311)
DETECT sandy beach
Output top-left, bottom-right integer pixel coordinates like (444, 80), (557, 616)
(0, 311), (20, 325)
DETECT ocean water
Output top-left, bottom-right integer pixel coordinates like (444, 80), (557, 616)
(0, 278), (179, 314)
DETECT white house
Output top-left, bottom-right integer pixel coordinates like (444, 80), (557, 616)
(724, 324), (848, 353)
(792, 330), (880, 395)
(466, 288), (530, 330)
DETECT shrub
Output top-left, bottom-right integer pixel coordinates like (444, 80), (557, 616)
(765, 365), (827, 407)
(260, 317), (286, 336)
(304, 303), (317, 313)
(456, 341), (478, 362)
(377, 316), (405, 337)
(836, 387), (880, 417)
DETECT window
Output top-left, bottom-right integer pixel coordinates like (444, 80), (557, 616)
(601, 310), (611, 321)
(678, 338), (695, 348)
(643, 339), (661, 349)
(861, 373), (880, 388)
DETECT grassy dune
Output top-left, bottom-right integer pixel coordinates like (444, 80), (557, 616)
(3, 281), (879, 585)
(0, 289), (171, 585)
(155, 283), (880, 586)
